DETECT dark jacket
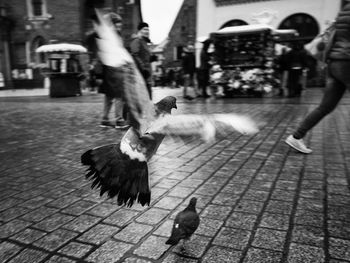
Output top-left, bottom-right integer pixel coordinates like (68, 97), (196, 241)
(279, 46), (309, 71)
(199, 50), (211, 70)
(329, 3), (350, 60)
(182, 52), (196, 75)
(100, 66), (124, 97)
(130, 36), (152, 79)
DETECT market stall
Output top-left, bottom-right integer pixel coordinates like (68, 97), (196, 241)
(209, 25), (297, 97)
(36, 43), (87, 97)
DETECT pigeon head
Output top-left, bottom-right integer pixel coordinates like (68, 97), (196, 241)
(186, 197), (197, 211)
(155, 96), (177, 114)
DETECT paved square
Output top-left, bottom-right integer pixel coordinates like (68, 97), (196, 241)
(0, 87), (349, 262)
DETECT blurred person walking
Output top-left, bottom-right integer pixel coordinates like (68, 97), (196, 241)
(87, 12), (129, 129)
(285, 2), (350, 153)
(197, 39), (212, 98)
(182, 44), (197, 100)
(130, 22), (153, 99)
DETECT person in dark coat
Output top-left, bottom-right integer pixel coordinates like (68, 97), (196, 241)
(280, 42), (309, 98)
(182, 44), (196, 100)
(197, 39), (212, 98)
(285, 1), (350, 153)
(167, 69), (176, 88)
(130, 22), (153, 99)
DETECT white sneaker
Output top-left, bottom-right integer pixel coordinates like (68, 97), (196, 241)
(285, 135), (312, 154)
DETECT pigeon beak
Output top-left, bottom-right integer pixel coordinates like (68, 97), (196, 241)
(174, 105), (177, 109)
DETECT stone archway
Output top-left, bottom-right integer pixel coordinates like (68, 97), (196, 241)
(278, 13), (319, 42)
(220, 19), (248, 29)
(31, 35), (46, 64)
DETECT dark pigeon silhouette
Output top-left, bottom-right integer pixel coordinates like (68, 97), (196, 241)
(166, 197), (200, 246)
(81, 96), (177, 207)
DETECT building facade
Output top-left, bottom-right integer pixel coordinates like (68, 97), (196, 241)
(194, 0), (345, 87)
(0, 0), (142, 89)
(160, 0), (344, 70)
(197, 0), (343, 43)
(161, 0), (197, 69)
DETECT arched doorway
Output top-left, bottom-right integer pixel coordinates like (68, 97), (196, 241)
(278, 13), (319, 43)
(220, 19), (248, 29)
(31, 36), (46, 64)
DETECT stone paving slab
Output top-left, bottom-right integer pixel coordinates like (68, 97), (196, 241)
(0, 87), (349, 262)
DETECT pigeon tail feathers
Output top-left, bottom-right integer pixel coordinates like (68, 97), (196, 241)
(165, 227), (186, 245)
(212, 114), (259, 135)
(165, 236), (181, 246)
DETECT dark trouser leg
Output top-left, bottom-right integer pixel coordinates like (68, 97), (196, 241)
(293, 65), (346, 139)
(114, 98), (124, 122)
(288, 69), (302, 97)
(102, 95), (113, 120)
(201, 69), (209, 96)
(183, 74), (190, 97)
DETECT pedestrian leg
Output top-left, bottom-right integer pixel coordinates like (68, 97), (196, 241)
(102, 95), (113, 121)
(293, 76), (345, 139)
(183, 74), (193, 100)
(100, 95), (114, 127)
(114, 98), (129, 129)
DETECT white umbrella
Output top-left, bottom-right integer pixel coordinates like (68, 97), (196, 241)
(36, 43), (87, 53)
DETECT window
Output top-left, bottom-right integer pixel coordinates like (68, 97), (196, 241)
(220, 19), (248, 29)
(31, 36), (46, 64)
(279, 13), (319, 42)
(32, 0), (43, 16)
(27, 0), (48, 18)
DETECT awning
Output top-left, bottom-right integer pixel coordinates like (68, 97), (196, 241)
(213, 24), (274, 34)
(211, 25), (298, 36)
(36, 43), (87, 53)
(273, 29), (298, 36)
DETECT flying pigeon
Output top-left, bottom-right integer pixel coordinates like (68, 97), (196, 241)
(166, 197), (200, 246)
(80, 9), (259, 208)
(81, 96), (177, 207)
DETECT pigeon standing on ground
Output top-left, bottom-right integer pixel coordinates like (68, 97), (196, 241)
(80, 9), (259, 208)
(166, 197), (200, 246)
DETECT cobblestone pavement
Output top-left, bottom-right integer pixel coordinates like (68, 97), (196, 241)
(0, 87), (349, 263)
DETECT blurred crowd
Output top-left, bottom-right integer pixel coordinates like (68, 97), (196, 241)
(83, 10), (321, 102)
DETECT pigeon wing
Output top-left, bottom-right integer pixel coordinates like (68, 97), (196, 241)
(147, 113), (259, 142)
(81, 143), (150, 207)
(177, 211), (200, 237)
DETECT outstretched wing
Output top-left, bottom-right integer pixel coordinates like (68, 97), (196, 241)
(81, 143), (151, 207)
(146, 113), (259, 142)
(93, 9), (155, 131)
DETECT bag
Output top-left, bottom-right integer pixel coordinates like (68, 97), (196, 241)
(305, 23), (336, 63)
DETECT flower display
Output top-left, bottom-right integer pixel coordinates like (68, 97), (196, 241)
(208, 24), (290, 98)
(209, 65), (280, 97)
